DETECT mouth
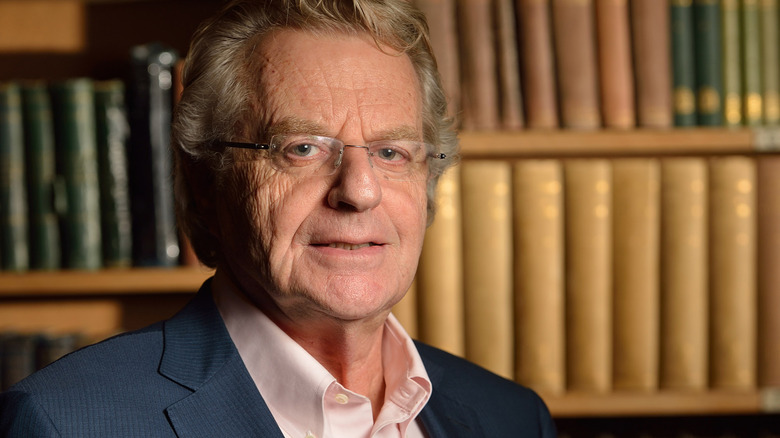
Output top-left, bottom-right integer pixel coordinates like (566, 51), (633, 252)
(314, 242), (382, 250)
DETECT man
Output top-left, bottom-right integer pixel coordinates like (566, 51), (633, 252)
(0, 1), (556, 436)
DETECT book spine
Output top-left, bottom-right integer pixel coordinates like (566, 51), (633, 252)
(757, 156), (780, 387)
(660, 158), (709, 390)
(742, 0), (763, 126)
(708, 156), (757, 390)
(516, 0), (559, 129)
(564, 159), (612, 392)
(457, 0), (500, 130)
(512, 159), (565, 395)
(494, 0), (524, 129)
(552, 0), (602, 129)
(671, 0), (699, 126)
(630, 0), (673, 128)
(461, 160), (514, 379)
(611, 158), (660, 391)
(694, 0), (724, 126)
(94, 80), (132, 268)
(595, 0), (636, 129)
(761, 0), (780, 125)
(21, 81), (60, 271)
(417, 166), (465, 356)
(0, 82), (29, 271)
(722, 0), (743, 126)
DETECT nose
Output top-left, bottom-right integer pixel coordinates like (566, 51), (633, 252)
(326, 145), (382, 211)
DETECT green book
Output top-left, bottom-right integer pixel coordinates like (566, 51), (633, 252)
(671, 0), (698, 126)
(694, 0), (724, 126)
(21, 81), (60, 270)
(761, 0), (780, 125)
(0, 82), (29, 272)
(50, 78), (102, 270)
(742, 0), (762, 126)
(94, 80), (132, 268)
(721, 0), (742, 127)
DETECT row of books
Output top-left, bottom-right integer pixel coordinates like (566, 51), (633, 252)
(416, 0), (780, 130)
(0, 43), (191, 272)
(0, 331), (87, 391)
(556, 414), (780, 438)
(393, 155), (780, 395)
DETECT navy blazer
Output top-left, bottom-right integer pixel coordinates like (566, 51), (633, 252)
(0, 281), (556, 437)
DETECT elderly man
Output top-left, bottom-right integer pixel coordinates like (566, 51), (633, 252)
(0, 1), (555, 436)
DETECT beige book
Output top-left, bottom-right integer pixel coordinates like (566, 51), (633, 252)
(416, 166), (465, 356)
(757, 156), (780, 387)
(516, 0), (559, 129)
(612, 159), (660, 391)
(709, 156), (757, 390)
(461, 160), (514, 379)
(660, 158), (709, 390)
(513, 160), (565, 394)
(495, 0), (524, 129)
(457, 0), (500, 130)
(595, 0), (636, 129)
(564, 159), (612, 392)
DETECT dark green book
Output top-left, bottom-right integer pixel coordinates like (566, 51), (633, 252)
(721, 0), (742, 127)
(50, 78), (102, 270)
(671, 0), (698, 126)
(693, 0), (724, 126)
(742, 0), (762, 126)
(761, 0), (780, 125)
(21, 81), (60, 270)
(0, 82), (29, 272)
(94, 80), (132, 268)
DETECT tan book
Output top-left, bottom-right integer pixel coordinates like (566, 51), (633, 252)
(611, 159), (660, 391)
(660, 158), (709, 391)
(552, 0), (602, 129)
(457, 0), (499, 130)
(461, 160), (514, 379)
(495, 0), (524, 129)
(413, 0), (461, 119)
(595, 0), (636, 129)
(757, 156), (780, 387)
(564, 159), (612, 392)
(630, 0), (673, 128)
(392, 280), (418, 339)
(708, 156), (757, 390)
(516, 0), (559, 129)
(416, 166), (465, 356)
(512, 160), (565, 394)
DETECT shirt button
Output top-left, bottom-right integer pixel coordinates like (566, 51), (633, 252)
(305, 432), (316, 438)
(334, 393), (349, 404)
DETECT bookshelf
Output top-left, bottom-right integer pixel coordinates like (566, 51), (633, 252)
(2, 0), (779, 435)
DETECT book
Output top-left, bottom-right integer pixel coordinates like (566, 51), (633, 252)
(94, 80), (132, 268)
(611, 158), (660, 391)
(694, 0), (724, 126)
(1, 333), (38, 391)
(516, 0), (559, 129)
(456, 0), (499, 130)
(630, 0), (673, 128)
(552, 0), (602, 129)
(461, 160), (514, 379)
(761, 0), (780, 125)
(671, 0), (698, 126)
(0, 82), (29, 271)
(512, 159), (565, 395)
(721, 0), (743, 127)
(416, 166), (464, 356)
(563, 159), (612, 392)
(741, 0), (763, 126)
(595, 0), (635, 129)
(21, 81), (60, 271)
(127, 43), (180, 267)
(757, 156), (780, 388)
(494, 0), (524, 129)
(708, 156), (756, 390)
(659, 158), (709, 390)
(50, 78), (102, 270)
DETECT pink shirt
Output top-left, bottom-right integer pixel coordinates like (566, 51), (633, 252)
(213, 277), (432, 438)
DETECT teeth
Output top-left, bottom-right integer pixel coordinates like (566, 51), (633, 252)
(327, 242), (372, 250)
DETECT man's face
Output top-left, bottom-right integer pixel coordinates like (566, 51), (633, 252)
(216, 30), (428, 325)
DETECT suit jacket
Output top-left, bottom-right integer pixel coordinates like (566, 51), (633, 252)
(0, 280), (556, 437)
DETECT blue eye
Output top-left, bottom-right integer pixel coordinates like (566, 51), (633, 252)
(290, 143), (318, 157)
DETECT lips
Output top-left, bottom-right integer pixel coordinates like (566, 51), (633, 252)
(318, 242), (382, 250)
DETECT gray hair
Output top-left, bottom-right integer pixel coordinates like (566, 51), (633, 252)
(172, 0), (459, 268)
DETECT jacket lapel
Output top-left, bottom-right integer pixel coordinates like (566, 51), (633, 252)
(159, 280), (285, 438)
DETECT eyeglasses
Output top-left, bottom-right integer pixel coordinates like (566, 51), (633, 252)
(218, 133), (446, 182)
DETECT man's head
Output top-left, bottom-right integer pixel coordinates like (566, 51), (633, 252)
(172, 0), (457, 321)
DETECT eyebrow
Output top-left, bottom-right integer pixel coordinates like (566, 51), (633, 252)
(266, 117), (423, 142)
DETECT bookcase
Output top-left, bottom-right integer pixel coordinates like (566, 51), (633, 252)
(2, 0), (780, 436)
